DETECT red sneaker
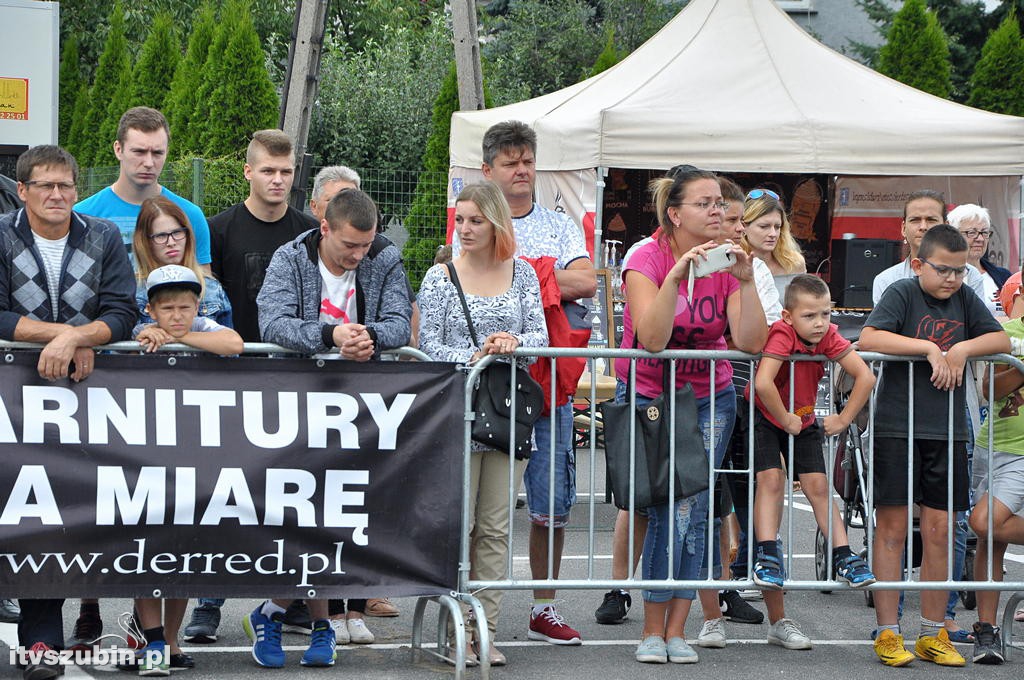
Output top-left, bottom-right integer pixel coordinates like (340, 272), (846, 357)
(528, 606), (582, 645)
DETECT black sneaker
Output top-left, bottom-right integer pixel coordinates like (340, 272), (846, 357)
(183, 603), (221, 644)
(64, 610), (102, 651)
(594, 589), (631, 624)
(719, 590), (764, 624)
(283, 600), (313, 634)
(971, 621), (1004, 665)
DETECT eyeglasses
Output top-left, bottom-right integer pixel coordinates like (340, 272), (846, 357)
(921, 259), (967, 279)
(680, 200), (729, 212)
(746, 188), (780, 201)
(24, 180), (77, 195)
(960, 229), (992, 240)
(148, 229), (187, 245)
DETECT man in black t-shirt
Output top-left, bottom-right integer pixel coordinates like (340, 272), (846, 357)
(208, 130), (316, 342)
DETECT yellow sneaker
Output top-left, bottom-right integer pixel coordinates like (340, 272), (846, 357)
(914, 628), (965, 667)
(874, 629), (915, 667)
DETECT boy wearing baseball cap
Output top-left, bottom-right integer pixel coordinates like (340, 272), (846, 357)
(135, 264), (243, 355)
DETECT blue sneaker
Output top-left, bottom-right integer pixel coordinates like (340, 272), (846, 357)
(139, 639), (170, 676)
(635, 635), (667, 663)
(243, 604), (286, 668)
(301, 620), (337, 667)
(835, 553), (876, 588)
(753, 554), (784, 590)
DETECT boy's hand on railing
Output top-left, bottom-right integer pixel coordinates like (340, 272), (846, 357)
(926, 344), (955, 391)
(944, 344), (968, 389)
(782, 413), (803, 436)
(136, 326), (174, 353)
(822, 413), (848, 437)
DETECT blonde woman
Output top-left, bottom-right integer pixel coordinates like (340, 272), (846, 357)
(741, 189), (806, 301)
(417, 182), (548, 666)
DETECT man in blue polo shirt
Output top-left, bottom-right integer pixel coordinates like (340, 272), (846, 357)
(75, 106), (211, 271)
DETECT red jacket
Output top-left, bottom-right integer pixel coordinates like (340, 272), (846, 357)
(522, 256), (591, 413)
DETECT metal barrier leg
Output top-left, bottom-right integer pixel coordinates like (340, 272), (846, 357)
(408, 593), (468, 679)
(1001, 591), (1024, 659)
(456, 592), (491, 680)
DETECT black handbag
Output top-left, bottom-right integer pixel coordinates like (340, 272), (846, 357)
(446, 263), (544, 459)
(599, 360), (710, 510)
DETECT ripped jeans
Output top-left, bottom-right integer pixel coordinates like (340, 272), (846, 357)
(640, 386), (736, 603)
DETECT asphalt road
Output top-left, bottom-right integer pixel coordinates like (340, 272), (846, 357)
(2, 451), (1023, 679)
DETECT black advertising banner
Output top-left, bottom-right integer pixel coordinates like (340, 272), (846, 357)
(0, 352), (464, 599)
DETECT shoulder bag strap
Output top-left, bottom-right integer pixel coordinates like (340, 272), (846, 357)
(446, 261), (480, 348)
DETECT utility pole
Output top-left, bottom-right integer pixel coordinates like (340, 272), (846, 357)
(279, 0), (330, 209)
(451, 0), (485, 111)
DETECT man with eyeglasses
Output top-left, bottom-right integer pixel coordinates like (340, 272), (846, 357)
(948, 203), (1011, 316)
(871, 190), (987, 305)
(74, 107), (211, 272)
(1, 145), (136, 680)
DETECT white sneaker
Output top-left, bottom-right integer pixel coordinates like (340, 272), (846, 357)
(696, 617), (727, 648)
(347, 617), (375, 644)
(329, 618), (349, 644)
(767, 618), (812, 650)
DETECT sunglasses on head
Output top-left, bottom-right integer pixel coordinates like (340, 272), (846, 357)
(746, 188), (780, 201)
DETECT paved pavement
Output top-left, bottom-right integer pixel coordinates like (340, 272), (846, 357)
(3, 453), (1023, 678)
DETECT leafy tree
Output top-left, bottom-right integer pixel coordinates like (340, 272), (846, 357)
(58, 35), (84, 147)
(200, 1), (279, 156)
(309, 16), (450, 177)
(877, 0), (952, 99)
(968, 12), (1024, 116)
(128, 13), (180, 111)
(78, 0), (132, 166)
(166, 3), (218, 157)
(328, 0), (445, 52)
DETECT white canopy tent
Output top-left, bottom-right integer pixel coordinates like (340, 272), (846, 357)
(448, 0), (1024, 264)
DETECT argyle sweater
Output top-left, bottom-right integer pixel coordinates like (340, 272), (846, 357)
(0, 209), (137, 341)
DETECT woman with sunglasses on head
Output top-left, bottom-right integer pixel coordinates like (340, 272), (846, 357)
(133, 196), (232, 330)
(741, 189), (806, 301)
(618, 168), (766, 664)
(948, 204), (1011, 315)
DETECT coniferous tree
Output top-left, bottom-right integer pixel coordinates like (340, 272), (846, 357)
(129, 13), (180, 111)
(79, 1), (132, 166)
(589, 30), (625, 78)
(968, 12), (1024, 116)
(877, 0), (952, 99)
(200, 1), (279, 157)
(67, 84), (91, 162)
(95, 64), (135, 166)
(58, 35), (84, 147)
(403, 64), (462, 291)
(166, 2), (217, 157)
(187, 0), (240, 155)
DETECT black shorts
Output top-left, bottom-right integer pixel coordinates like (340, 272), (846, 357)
(872, 437), (970, 511)
(753, 411), (826, 476)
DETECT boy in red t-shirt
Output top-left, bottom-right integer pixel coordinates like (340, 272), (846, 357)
(745, 274), (876, 649)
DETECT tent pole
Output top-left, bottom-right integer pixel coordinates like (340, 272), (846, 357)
(1019, 176), (1023, 272)
(595, 167), (608, 267)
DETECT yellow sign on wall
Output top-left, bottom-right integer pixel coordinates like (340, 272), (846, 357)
(0, 78), (29, 120)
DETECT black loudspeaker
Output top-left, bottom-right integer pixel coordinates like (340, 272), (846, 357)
(829, 239), (901, 308)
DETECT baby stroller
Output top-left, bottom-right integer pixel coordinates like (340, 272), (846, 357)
(812, 361), (977, 609)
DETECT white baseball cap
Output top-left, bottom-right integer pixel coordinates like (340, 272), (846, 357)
(146, 265), (202, 300)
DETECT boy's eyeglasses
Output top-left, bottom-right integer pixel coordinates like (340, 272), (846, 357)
(920, 259), (967, 279)
(148, 229), (187, 245)
(960, 229), (992, 240)
(746, 188), (780, 201)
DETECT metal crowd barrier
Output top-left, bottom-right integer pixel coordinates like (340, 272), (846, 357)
(456, 347), (1024, 670)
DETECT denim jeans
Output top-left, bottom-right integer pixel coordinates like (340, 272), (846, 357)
(637, 386), (736, 603)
